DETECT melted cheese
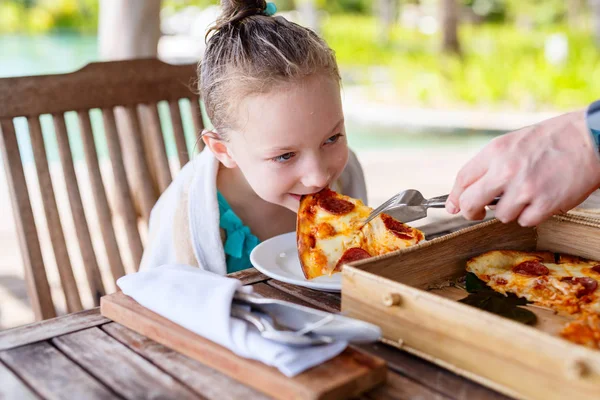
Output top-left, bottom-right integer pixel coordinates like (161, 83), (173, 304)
(467, 250), (600, 315)
(363, 217), (421, 254)
(297, 190), (424, 279)
(317, 232), (363, 272)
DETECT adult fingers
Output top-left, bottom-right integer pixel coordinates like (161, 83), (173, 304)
(492, 183), (530, 224)
(517, 201), (555, 227)
(457, 171), (505, 220)
(446, 149), (491, 214)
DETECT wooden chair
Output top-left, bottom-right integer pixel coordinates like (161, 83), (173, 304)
(0, 59), (205, 321)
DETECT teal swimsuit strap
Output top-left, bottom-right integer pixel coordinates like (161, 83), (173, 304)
(217, 191), (260, 273)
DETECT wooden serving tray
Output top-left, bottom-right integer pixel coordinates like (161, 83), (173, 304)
(342, 215), (600, 400)
(101, 292), (386, 400)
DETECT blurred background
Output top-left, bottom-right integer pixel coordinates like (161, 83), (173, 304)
(0, 0), (599, 329)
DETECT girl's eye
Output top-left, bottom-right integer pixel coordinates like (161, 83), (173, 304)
(272, 152), (295, 163)
(325, 133), (343, 144)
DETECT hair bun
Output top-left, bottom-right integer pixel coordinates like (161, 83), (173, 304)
(215, 0), (267, 29)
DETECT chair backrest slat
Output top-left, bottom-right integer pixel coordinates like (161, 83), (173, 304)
(53, 113), (106, 305)
(101, 107), (144, 269)
(118, 106), (158, 223)
(168, 100), (190, 168)
(189, 97), (205, 154)
(0, 59), (201, 320)
(140, 103), (172, 193)
(77, 110), (126, 284)
(0, 118), (56, 320)
(0, 59), (198, 118)
(27, 116), (83, 313)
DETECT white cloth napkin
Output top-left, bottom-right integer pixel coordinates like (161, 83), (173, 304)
(117, 264), (348, 377)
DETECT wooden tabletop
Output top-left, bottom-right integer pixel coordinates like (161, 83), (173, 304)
(0, 268), (513, 400)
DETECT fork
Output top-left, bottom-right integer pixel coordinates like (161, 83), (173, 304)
(230, 305), (334, 347)
(362, 190), (501, 226)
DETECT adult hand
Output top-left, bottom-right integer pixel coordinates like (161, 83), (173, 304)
(446, 110), (600, 226)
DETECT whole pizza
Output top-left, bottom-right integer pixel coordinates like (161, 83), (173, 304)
(467, 250), (600, 348)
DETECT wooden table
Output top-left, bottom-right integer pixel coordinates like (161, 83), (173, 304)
(0, 269), (512, 400)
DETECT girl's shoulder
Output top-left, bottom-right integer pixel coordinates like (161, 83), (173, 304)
(140, 150), (222, 271)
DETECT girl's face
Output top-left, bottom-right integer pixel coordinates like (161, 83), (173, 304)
(207, 74), (349, 212)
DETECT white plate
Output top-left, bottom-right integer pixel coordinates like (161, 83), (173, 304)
(250, 232), (341, 292)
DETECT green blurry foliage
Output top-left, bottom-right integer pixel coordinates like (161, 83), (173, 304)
(2, 0), (598, 110)
(0, 0), (99, 34)
(324, 15), (600, 110)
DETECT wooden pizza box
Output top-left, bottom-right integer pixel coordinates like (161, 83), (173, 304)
(341, 213), (600, 400)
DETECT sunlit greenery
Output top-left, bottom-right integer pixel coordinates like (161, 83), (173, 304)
(1, 0), (598, 110)
(0, 0), (98, 34)
(324, 15), (600, 110)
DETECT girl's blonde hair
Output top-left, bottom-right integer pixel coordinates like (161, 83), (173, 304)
(199, 0), (340, 136)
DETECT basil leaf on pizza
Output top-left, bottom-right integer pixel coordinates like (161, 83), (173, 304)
(465, 272), (487, 293)
(459, 291), (537, 325)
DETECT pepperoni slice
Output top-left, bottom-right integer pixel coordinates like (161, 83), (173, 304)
(334, 248), (371, 271)
(563, 277), (599, 297)
(381, 214), (413, 239)
(575, 278), (598, 297)
(318, 196), (354, 215)
(591, 265), (600, 274)
(512, 260), (550, 277)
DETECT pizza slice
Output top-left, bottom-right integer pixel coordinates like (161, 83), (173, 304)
(560, 313), (600, 349)
(466, 250), (600, 315)
(466, 250), (600, 349)
(297, 188), (424, 280)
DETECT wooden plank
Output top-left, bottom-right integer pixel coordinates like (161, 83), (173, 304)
(119, 106), (158, 223)
(168, 100), (190, 168)
(53, 327), (199, 399)
(356, 343), (511, 400)
(266, 280), (341, 313)
(53, 113), (105, 306)
(0, 341), (115, 399)
(0, 361), (39, 399)
(0, 59), (197, 118)
(227, 267), (269, 285)
(537, 217), (600, 260)
(189, 96), (204, 153)
(256, 282), (503, 399)
(261, 283), (508, 399)
(102, 107), (144, 269)
(102, 322), (269, 400)
(0, 118), (55, 320)
(140, 103), (172, 193)
(0, 308), (108, 351)
(341, 267), (600, 400)
(139, 103), (172, 193)
(28, 115), (83, 313)
(77, 110), (126, 284)
(101, 292), (387, 400)
(347, 220), (536, 289)
(364, 372), (452, 400)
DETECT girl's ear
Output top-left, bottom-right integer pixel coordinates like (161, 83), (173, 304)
(201, 130), (237, 168)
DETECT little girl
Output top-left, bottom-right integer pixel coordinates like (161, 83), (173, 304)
(140, 0), (367, 273)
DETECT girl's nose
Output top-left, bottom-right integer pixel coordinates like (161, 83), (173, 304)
(301, 158), (331, 190)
